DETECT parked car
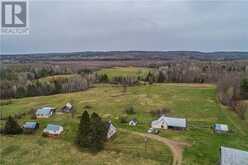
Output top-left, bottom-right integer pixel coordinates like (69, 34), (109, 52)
(147, 128), (159, 134)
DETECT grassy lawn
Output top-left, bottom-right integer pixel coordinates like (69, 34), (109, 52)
(0, 130), (171, 165)
(0, 83), (247, 165)
(97, 67), (152, 79)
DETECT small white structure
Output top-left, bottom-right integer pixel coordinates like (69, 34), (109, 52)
(36, 107), (55, 118)
(107, 122), (117, 139)
(129, 119), (137, 126)
(43, 124), (63, 136)
(214, 124), (229, 134)
(61, 102), (73, 113)
(220, 146), (248, 165)
(151, 115), (186, 130)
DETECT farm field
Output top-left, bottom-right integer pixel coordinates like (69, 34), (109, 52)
(97, 67), (152, 79)
(0, 73), (248, 164)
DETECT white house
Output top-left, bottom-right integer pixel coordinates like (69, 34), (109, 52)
(107, 122), (117, 139)
(36, 107), (55, 118)
(43, 124), (63, 136)
(129, 119), (137, 126)
(151, 115), (186, 130)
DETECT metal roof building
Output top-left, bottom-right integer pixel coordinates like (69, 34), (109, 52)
(220, 146), (248, 165)
(214, 124), (229, 133)
(152, 115), (186, 129)
(36, 107), (54, 118)
(43, 124), (63, 136)
(23, 122), (38, 129)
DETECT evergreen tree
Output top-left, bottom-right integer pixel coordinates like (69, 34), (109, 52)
(88, 112), (108, 151)
(158, 71), (165, 83)
(3, 116), (23, 134)
(76, 111), (90, 147)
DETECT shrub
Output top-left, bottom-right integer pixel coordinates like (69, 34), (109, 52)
(84, 105), (92, 109)
(124, 106), (135, 115)
(0, 100), (12, 106)
(149, 107), (170, 117)
(3, 116), (23, 135)
(119, 114), (128, 123)
(237, 103), (248, 120)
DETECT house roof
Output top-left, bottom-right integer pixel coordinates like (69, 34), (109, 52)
(46, 124), (62, 132)
(129, 119), (137, 123)
(221, 146), (248, 165)
(108, 123), (117, 131)
(215, 124), (229, 131)
(23, 122), (37, 129)
(153, 115), (186, 128)
(36, 107), (53, 115)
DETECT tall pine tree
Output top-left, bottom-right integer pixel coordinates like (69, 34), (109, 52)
(88, 112), (108, 151)
(76, 111), (90, 148)
(4, 116), (23, 134)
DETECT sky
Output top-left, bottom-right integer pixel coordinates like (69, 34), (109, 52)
(1, 0), (248, 54)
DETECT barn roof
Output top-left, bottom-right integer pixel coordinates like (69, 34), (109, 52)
(221, 146), (248, 165)
(155, 115), (186, 128)
(214, 124), (229, 132)
(23, 122), (38, 129)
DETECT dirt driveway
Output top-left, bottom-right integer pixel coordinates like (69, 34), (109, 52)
(120, 129), (191, 165)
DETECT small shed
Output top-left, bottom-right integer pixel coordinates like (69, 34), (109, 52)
(129, 119), (138, 126)
(43, 124), (63, 137)
(220, 146), (248, 165)
(107, 122), (117, 139)
(214, 124), (229, 133)
(151, 115), (186, 130)
(61, 103), (73, 113)
(36, 107), (55, 118)
(23, 121), (39, 133)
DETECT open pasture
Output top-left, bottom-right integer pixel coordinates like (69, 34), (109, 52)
(1, 82), (247, 165)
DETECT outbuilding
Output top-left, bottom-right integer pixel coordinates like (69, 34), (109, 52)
(129, 119), (138, 126)
(36, 107), (55, 118)
(61, 103), (73, 113)
(107, 122), (117, 139)
(23, 121), (39, 133)
(43, 124), (63, 137)
(220, 146), (248, 165)
(151, 115), (186, 130)
(214, 124), (229, 134)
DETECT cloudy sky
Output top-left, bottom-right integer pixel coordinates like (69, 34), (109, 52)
(1, 0), (248, 54)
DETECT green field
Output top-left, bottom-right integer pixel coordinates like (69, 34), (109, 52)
(97, 67), (152, 79)
(1, 70), (248, 165)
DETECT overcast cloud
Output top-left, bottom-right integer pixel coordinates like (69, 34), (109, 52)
(1, 0), (248, 54)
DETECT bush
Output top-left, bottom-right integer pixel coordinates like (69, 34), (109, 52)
(236, 103), (248, 120)
(3, 116), (23, 135)
(84, 105), (92, 109)
(119, 114), (128, 123)
(149, 107), (170, 117)
(124, 106), (135, 115)
(0, 100), (12, 106)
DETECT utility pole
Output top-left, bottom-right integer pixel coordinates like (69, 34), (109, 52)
(144, 136), (148, 153)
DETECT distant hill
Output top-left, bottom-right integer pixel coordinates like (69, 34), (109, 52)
(1, 51), (248, 61)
